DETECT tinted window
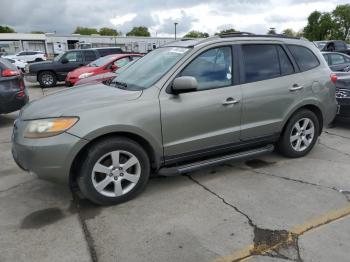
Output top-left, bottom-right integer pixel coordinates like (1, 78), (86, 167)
(277, 46), (294, 75)
(180, 46), (232, 90)
(97, 48), (123, 56)
(64, 51), (83, 62)
(17, 52), (27, 56)
(83, 50), (97, 62)
(288, 45), (319, 72)
(330, 54), (346, 65)
(243, 45), (280, 83)
(334, 41), (346, 50)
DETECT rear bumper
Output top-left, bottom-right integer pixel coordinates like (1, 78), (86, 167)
(0, 89), (29, 114)
(336, 98), (350, 119)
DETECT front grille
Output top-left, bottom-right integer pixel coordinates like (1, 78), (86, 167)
(336, 88), (350, 99)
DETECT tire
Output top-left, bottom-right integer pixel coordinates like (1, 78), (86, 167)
(38, 71), (57, 88)
(77, 137), (150, 205)
(277, 109), (320, 158)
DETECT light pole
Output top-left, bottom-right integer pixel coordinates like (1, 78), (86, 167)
(174, 22), (178, 40)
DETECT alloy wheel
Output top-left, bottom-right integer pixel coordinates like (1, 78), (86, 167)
(290, 118), (315, 152)
(91, 150), (141, 197)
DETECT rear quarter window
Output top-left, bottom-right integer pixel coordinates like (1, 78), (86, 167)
(287, 45), (320, 72)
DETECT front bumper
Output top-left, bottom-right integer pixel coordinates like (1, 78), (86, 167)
(12, 119), (89, 185)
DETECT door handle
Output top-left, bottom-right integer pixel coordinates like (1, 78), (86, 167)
(223, 97), (240, 105)
(289, 84), (303, 92)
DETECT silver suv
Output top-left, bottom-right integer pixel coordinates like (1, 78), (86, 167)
(12, 34), (337, 205)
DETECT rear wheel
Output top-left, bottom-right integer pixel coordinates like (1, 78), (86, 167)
(77, 137), (150, 205)
(38, 71), (57, 88)
(277, 109), (320, 158)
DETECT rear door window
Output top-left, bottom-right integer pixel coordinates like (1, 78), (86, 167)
(64, 51), (83, 62)
(330, 54), (346, 65)
(83, 50), (97, 63)
(242, 44), (280, 83)
(287, 45), (320, 72)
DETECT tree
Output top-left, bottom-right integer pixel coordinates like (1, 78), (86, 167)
(73, 26), (99, 35)
(267, 28), (277, 35)
(31, 31), (45, 34)
(0, 25), (15, 33)
(332, 4), (350, 40)
(303, 11), (336, 40)
(282, 28), (296, 37)
(126, 26), (150, 37)
(99, 27), (118, 36)
(183, 30), (209, 38)
(215, 28), (236, 35)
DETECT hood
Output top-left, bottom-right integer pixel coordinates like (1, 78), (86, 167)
(20, 83), (142, 120)
(69, 66), (98, 77)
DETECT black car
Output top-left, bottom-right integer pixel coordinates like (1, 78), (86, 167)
(315, 40), (350, 56)
(25, 47), (123, 88)
(334, 72), (350, 120)
(322, 52), (350, 72)
(0, 58), (29, 114)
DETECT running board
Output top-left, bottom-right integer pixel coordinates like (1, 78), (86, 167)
(158, 144), (274, 176)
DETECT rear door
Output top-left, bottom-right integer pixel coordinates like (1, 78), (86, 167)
(239, 43), (311, 140)
(160, 45), (242, 160)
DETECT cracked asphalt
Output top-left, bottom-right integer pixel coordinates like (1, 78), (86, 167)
(1, 83), (350, 262)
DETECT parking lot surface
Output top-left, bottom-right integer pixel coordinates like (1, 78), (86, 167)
(1, 83), (350, 262)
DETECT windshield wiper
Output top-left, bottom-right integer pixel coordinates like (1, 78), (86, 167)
(112, 81), (128, 89)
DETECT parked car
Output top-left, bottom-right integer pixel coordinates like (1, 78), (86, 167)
(4, 51), (47, 63)
(322, 52), (350, 72)
(333, 72), (350, 120)
(12, 34), (337, 205)
(74, 58), (140, 86)
(314, 40), (350, 56)
(66, 53), (142, 86)
(5, 58), (28, 73)
(25, 47), (124, 88)
(0, 58), (28, 114)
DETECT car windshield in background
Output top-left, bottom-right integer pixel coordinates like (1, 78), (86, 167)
(110, 47), (190, 91)
(53, 53), (64, 62)
(315, 41), (326, 50)
(89, 55), (115, 67)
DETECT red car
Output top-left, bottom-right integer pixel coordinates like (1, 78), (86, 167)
(65, 53), (142, 86)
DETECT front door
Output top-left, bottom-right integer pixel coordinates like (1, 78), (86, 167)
(159, 46), (242, 160)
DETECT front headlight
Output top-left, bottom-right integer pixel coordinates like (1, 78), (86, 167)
(24, 117), (79, 138)
(78, 72), (94, 79)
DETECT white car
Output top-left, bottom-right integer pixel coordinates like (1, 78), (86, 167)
(4, 51), (47, 63)
(5, 58), (28, 73)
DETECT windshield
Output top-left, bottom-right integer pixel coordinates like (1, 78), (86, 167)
(89, 55), (115, 67)
(315, 41), (327, 50)
(54, 53), (64, 62)
(110, 47), (189, 91)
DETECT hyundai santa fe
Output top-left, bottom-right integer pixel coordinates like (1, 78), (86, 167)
(12, 34), (337, 205)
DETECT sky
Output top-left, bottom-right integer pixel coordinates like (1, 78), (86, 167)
(0, 0), (348, 37)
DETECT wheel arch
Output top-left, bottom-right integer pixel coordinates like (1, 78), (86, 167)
(69, 131), (161, 190)
(281, 104), (324, 138)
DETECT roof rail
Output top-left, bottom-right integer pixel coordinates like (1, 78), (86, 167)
(219, 32), (300, 40)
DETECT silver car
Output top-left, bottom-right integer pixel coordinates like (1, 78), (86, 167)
(12, 34), (337, 205)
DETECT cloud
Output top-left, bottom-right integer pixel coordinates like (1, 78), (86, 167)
(0, 0), (347, 36)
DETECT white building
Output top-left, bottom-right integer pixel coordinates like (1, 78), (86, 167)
(0, 33), (175, 57)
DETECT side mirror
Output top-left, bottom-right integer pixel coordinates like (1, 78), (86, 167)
(61, 58), (69, 64)
(111, 64), (117, 71)
(172, 76), (198, 94)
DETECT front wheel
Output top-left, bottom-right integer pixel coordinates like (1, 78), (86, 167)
(277, 109), (320, 158)
(77, 137), (150, 205)
(38, 71), (57, 88)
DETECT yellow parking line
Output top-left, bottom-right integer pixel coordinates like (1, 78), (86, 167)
(213, 204), (350, 262)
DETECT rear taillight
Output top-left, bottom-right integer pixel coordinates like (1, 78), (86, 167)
(2, 69), (20, 77)
(331, 73), (337, 84)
